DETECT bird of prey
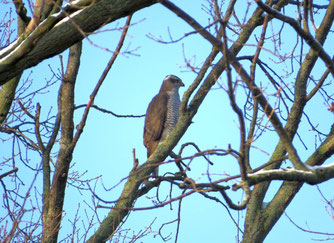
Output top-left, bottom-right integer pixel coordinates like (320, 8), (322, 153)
(144, 75), (185, 176)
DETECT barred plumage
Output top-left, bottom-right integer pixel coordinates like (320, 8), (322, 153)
(144, 75), (184, 176)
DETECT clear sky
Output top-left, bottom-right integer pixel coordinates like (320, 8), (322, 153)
(1, 0), (334, 242)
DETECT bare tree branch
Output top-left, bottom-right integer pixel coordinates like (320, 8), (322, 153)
(0, 0), (156, 84)
(255, 0), (334, 76)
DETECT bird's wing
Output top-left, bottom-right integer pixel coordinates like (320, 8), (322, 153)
(144, 92), (169, 156)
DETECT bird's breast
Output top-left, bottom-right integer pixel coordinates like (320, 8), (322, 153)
(161, 91), (181, 139)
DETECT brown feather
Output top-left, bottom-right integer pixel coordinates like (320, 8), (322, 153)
(144, 92), (169, 157)
(144, 75), (184, 176)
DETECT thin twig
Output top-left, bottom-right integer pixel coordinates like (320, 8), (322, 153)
(72, 15), (133, 148)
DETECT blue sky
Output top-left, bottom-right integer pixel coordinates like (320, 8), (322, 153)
(1, 0), (334, 242)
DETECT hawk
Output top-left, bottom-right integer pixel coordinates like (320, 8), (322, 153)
(144, 75), (185, 176)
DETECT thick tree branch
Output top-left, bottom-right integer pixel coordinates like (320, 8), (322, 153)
(0, 0), (156, 85)
(234, 163), (334, 190)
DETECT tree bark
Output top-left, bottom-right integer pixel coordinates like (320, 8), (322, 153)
(242, 1), (334, 242)
(0, 76), (21, 123)
(42, 42), (81, 243)
(0, 0), (155, 85)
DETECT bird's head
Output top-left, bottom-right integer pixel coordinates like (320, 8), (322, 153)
(160, 75), (184, 92)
